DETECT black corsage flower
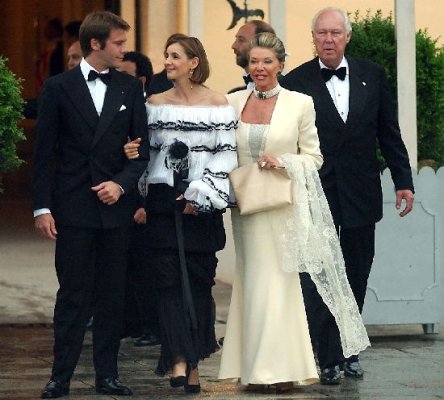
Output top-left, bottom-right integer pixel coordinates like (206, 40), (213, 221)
(165, 139), (189, 173)
(169, 139), (189, 160)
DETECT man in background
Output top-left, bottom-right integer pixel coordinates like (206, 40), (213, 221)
(230, 20), (275, 92)
(119, 51), (153, 98)
(64, 20), (82, 47)
(118, 51), (160, 347)
(66, 40), (82, 70)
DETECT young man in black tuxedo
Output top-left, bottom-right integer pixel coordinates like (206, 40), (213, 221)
(281, 7), (414, 385)
(32, 11), (149, 398)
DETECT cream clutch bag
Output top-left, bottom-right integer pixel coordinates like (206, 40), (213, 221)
(229, 163), (293, 215)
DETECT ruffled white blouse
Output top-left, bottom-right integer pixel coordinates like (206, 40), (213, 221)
(141, 103), (238, 212)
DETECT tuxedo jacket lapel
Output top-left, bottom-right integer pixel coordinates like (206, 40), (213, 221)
(91, 70), (127, 149)
(63, 67), (99, 132)
(346, 57), (367, 129)
(305, 59), (345, 129)
(332, 57), (368, 151)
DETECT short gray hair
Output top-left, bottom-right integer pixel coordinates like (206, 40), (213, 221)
(311, 7), (352, 34)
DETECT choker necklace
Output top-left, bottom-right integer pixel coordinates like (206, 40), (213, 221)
(253, 84), (281, 100)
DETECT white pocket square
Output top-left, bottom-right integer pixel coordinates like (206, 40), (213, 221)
(119, 105), (127, 112)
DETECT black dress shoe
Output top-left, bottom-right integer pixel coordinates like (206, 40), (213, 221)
(95, 377), (133, 396)
(41, 380), (69, 399)
(134, 333), (160, 347)
(320, 365), (341, 385)
(343, 361), (364, 378)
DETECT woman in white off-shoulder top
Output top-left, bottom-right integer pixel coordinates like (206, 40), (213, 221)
(127, 34), (237, 394)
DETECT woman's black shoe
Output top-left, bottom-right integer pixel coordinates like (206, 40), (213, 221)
(169, 375), (187, 388)
(184, 364), (201, 393)
(184, 383), (201, 394)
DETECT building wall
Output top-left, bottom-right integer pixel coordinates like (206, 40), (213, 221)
(136, 0), (443, 94)
(0, 0), (442, 196)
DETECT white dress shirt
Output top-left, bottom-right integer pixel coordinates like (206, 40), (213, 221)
(319, 58), (350, 122)
(80, 58), (109, 116)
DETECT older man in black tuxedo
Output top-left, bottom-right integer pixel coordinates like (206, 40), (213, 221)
(32, 11), (148, 398)
(281, 7), (414, 385)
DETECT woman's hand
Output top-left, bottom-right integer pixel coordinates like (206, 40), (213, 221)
(133, 207), (147, 224)
(176, 194), (199, 216)
(124, 138), (141, 160)
(257, 155), (281, 169)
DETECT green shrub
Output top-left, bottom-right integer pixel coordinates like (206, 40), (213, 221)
(346, 10), (444, 169)
(0, 57), (25, 193)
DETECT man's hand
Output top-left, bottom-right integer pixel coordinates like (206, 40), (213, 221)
(35, 213), (57, 240)
(396, 189), (414, 217)
(133, 207), (147, 224)
(91, 181), (123, 205)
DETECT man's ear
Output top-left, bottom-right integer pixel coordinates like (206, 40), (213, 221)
(346, 31), (352, 44)
(90, 38), (101, 51)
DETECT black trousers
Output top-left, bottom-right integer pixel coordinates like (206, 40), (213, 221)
(51, 225), (129, 383)
(122, 223), (159, 338)
(302, 190), (375, 369)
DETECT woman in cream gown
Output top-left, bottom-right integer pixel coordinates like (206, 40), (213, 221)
(219, 33), (320, 387)
(219, 33), (369, 388)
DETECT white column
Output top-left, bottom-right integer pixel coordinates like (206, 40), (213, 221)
(269, 0), (286, 45)
(188, 0), (204, 39)
(144, 0), (179, 71)
(395, 0), (417, 169)
(120, 0), (136, 50)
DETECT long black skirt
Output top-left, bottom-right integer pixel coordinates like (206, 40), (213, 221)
(152, 249), (218, 375)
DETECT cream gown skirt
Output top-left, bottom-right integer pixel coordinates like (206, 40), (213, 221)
(218, 122), (318, 385)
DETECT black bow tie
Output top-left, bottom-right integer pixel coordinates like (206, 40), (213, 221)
(88, 70), (112, 84)
(243, 74), (253, 85)
(321, 67), (346, 82)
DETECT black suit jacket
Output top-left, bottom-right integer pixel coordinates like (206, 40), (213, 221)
(146, 69), (173, 97)
(281, 56), (414, 228)
(32, 66), (149, 229)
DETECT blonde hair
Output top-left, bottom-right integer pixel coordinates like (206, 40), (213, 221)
(249, 32), (286, 63)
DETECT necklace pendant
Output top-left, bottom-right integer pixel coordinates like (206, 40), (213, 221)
(253, 84), (281, 100)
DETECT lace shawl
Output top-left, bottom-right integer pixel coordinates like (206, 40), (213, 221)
(272, 154), (371, 358)
(142, 104), (238, 211)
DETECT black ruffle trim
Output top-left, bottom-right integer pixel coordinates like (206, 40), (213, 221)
(148, 120), (237, 132)
(150, 143), (237, 154)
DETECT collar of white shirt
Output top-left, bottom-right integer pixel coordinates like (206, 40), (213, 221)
(318, 57), (349, 75)
(80, 58), (110, 81)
